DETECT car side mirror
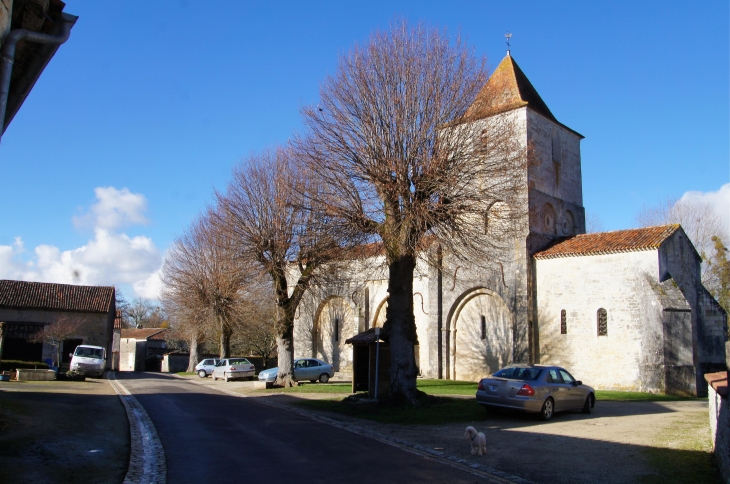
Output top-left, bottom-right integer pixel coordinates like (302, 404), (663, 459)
(574, 381), (582, 386)
(69, 353), (73, 358)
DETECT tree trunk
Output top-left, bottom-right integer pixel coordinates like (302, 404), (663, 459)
(187, 331), (202, 372)
(219, 316), (232, 359)
(383, 253), (420, 404)
(0, 322), (5, 367)
(274, 323), (295, 387)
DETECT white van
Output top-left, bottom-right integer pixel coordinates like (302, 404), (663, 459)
(69, 345), (106, 377)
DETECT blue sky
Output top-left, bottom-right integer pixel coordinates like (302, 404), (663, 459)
(1, 1), (728, 299)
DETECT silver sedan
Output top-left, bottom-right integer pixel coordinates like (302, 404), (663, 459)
(211, 358), (255, 382)
(475, 364), (595, 421)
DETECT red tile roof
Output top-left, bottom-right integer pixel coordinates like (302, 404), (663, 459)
(463, 54), (583, 138)
(0, 280), (115, 313)
(534, 225), (681, 260)
(121, 328), (166, 340)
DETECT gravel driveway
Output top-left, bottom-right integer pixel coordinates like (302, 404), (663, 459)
(252, 392), (715, 484)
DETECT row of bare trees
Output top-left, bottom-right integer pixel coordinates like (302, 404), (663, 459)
(161, 21), (528, 402)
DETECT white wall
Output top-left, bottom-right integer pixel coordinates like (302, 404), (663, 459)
(536, 250), (664, 391)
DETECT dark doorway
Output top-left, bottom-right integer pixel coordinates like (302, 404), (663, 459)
(3, 322), (44, 362)
(62, 339), (83, 364)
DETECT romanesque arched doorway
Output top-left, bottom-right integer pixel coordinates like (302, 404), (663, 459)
(449, 288), (512, 382)
(313, 296), (356, 373)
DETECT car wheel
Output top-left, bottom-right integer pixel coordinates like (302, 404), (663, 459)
(540, 398), (554, 421)
(319, 373), (330, 383)
(198, 369), (207, 378)
(224, 373), (229, 382)
(582, 394), (594, 414)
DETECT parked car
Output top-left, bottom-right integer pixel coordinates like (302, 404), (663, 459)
(69, 345), (106, 378)
(194, 358), (220, 378)
(475, 364), (595, 421)
(211, 358), (255, 382)
(258, 358), (334, 383)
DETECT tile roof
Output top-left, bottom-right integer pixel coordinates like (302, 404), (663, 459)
(534, 225), (681, 260)
(0, 280), (115, 313)
(463, 54), (583, 138)
(121, 328), (167, 340)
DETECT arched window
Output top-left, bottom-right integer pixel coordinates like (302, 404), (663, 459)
(560, 309), (567, 334)
(597, 309), (607, 336)
(480, 315), (486, 340)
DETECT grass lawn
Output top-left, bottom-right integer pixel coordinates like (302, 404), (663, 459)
(596, 390), (703, 402)
(296, 396), (486, 424)
(257, 379), (477, 395)
(260, 378), (702, 401)
(265, 380), (704, 425)
(176, 372), (196, 376)
(640, 410), (720, 484)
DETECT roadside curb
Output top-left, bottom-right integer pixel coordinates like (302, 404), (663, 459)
(175, 374), (532, 484)
(109, 372), (167, 484)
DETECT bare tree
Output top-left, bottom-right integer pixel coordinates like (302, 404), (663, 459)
(707, 235), (730, 318)
(238, 301), (278, 368)
(215, 147), (359, 386)
(295, 22), (528, 403)
(161, 296), (211, 371)
(637, 196), (728, 290)
(585, 211), (605, 234)
(29, 315), (83, 368)
(161, 208), (249, 360)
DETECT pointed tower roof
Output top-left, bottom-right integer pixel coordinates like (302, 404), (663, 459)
(464, 54), (583, 138)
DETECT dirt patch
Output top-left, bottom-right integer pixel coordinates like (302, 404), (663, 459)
(0, 378), (129, 484)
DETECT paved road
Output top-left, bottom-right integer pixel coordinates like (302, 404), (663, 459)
(116, 373), (488, 484)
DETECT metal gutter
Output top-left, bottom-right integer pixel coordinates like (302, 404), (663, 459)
(0, 11), (77, 141)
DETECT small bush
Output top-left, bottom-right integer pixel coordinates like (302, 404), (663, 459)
(56, 371), (86, 382)
(0, 360), (50, 372)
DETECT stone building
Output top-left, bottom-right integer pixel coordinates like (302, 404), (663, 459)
(0, 279), (116, 369)
(292, 53), (727, 395)
(119, 328), (167, 372)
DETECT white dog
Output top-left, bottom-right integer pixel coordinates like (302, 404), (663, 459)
(464, 426), (487, 456)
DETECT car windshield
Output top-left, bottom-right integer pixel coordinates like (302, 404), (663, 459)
(493, 367), (542, 380)
(74, 347), (103, 358)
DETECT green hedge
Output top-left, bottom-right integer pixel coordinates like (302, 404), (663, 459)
(0, 360), (50, 372)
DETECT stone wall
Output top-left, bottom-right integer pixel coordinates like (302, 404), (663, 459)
(0, 307), (114, 369)
(536, 250), (668, 391)
(162, 354), (189, 373)
(0, 0), (11, 41)
(705, 372), (729, 483)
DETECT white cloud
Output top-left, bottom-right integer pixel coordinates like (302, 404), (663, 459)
(0, 187), (163, 300)
(73, 186), (149, 230)
(678, 183), (730, 238)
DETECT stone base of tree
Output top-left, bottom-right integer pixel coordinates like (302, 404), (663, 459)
(254, 381), (273, 389)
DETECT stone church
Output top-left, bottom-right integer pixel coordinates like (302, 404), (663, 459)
(293, 53), (727, 396)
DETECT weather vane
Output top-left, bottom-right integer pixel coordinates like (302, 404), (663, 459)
(505, 31), (512, 54)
